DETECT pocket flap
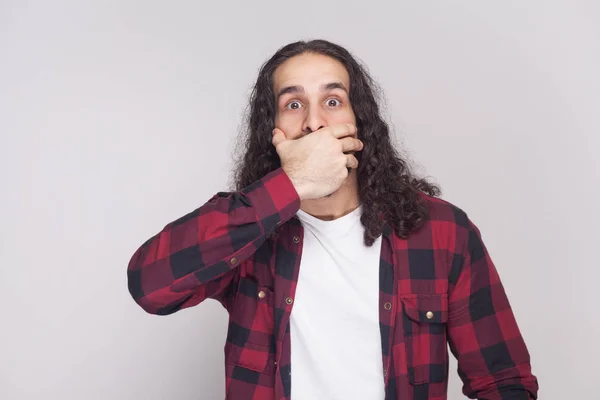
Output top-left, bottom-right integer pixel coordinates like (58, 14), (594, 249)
(401, 294), (448, 324)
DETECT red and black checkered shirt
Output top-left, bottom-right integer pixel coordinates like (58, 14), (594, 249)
(127, 168), (538, 400)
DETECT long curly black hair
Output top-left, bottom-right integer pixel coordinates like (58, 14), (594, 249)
(232, 39), (441, 246)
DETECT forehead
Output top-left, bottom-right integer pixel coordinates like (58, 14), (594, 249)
(273, 53), (350, 92)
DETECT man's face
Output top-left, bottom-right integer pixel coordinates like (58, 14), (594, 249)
(273, 53), (356, 139)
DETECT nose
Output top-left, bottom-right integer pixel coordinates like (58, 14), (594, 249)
(302, 104), (326, 134)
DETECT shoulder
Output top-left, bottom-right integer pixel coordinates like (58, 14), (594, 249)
(411, 193), (477, 251)
(418, 193), (470, 229)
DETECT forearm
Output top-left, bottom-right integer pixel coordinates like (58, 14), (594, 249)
(127, 168), (300, 315)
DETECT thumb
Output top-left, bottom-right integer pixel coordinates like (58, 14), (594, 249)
(272, 128), (287, 147)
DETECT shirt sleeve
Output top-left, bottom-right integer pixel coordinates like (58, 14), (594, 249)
(127, 168), (300, 315)
(447, 219), (539, 399)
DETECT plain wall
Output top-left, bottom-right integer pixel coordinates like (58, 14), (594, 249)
(1, 1), (599, 399)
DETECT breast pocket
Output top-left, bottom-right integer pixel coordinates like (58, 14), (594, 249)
(401, 293), (449, 385)
(225, 277), (276, 374)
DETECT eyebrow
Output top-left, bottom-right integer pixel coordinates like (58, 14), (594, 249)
(276, 81), (348, 102)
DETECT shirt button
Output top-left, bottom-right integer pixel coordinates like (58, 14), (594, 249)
(230, 257), (238, 265)
(426, 311), (434, 320)
(258, 291), (266, 299)
(384, 302), (392, 310)
(292, 236), (300, 243)
(286, 297), (294, 305)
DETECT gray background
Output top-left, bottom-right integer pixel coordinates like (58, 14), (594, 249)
(1, 1), (599, 399)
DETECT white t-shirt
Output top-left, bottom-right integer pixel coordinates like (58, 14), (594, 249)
(290, 205), (385, 399)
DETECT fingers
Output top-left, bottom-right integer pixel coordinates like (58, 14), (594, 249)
(272, 128), (287, 147)
(339, 136), (363, 153)
(329, 123), (358, 139)
(345, 154), (359, 169)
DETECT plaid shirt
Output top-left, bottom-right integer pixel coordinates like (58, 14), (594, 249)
(127, 168), (538, 400)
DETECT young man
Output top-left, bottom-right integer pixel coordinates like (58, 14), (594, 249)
(127, 40), (538, 400)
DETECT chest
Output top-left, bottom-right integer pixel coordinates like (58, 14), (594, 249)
(292, 231), (383, 327)
(234, 221), (453, 311)
(223, 221), (455, 398)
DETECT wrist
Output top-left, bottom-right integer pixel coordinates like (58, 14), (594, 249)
(282, 167), (308, 201)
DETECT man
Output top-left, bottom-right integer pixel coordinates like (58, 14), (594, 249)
(127, 39), (538, 399)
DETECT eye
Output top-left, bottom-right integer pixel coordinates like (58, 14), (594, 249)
(285, 101), (302, 110)
(326, 98), (341, 107)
